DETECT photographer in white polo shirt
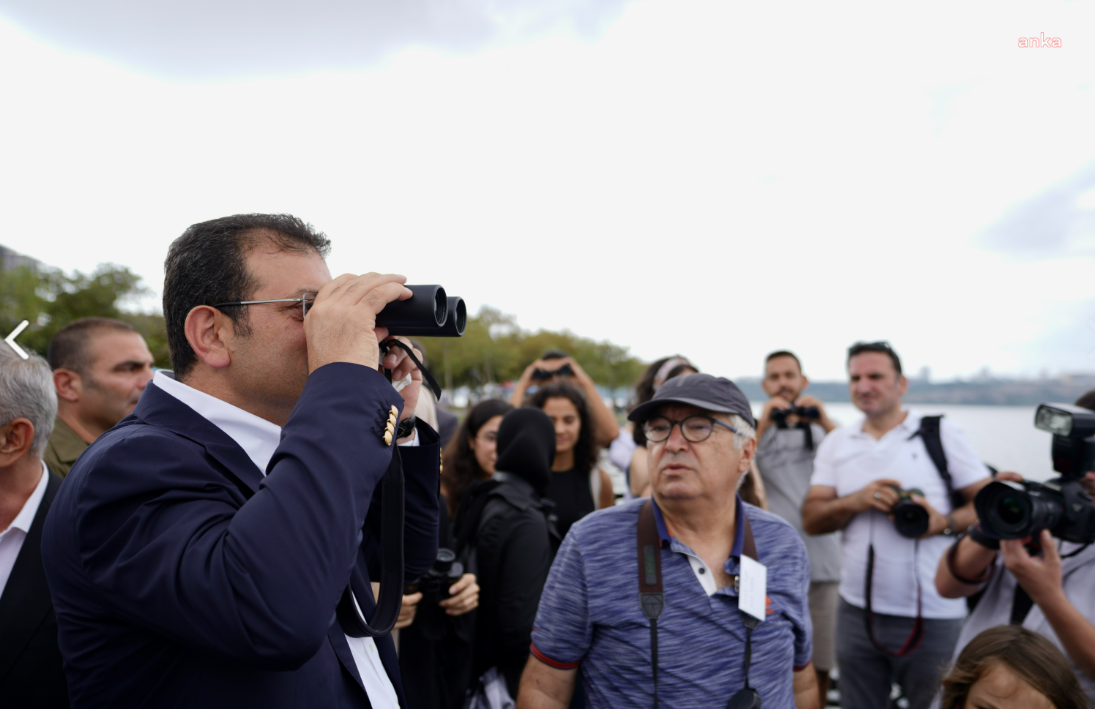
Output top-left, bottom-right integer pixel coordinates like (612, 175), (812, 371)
(802, 342), (992, 709)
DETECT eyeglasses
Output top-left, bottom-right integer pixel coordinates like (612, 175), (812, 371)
(213, 294), (317, 319)
(642, 415), (740, 443)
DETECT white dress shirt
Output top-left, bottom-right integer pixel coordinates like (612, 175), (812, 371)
(153, 371), (401, 708)
(0, 461), (48, 599)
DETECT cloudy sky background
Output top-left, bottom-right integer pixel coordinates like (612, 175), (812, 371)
(2, 0), (1094, 381)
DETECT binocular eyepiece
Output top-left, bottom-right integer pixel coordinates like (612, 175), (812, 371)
(771, 405), (820, 425)
(376, 285), (466, 337)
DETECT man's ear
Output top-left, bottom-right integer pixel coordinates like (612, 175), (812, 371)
(184, 306), (234, 370)
(54, 369), (83, 403)
(737, 437), (757, 473)
(0, 419), (35, 465)
(897, 374), (908, 397)
(800, 374), (810, 391)
(760, 376), (776, 396)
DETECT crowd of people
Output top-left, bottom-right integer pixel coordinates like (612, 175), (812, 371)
(1, 213), (1093, 709)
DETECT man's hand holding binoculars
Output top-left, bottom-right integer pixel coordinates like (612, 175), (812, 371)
(304, 272), (423, 422)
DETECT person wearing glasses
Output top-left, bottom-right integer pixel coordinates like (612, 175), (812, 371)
(41, 214), (441, 709)
(801, 342), (992, 709)
(518, 373), (818, 709)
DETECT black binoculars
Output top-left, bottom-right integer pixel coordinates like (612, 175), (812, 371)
(376, 285), (466, 337)
(771, 405), (820, 425)
(532, 363), (575, 381)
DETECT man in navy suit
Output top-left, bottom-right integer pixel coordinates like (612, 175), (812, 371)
(42, 214), (441, 708)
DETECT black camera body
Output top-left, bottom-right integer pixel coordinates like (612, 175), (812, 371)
(770, 405), (820, 426)
(975, 404), (1095, 544)
(404, 548), (464, 640)
(888, 485), (930, 538)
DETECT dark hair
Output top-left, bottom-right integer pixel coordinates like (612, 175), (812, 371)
(632, 356), (697, 446)
(47, 318), (139, 374)
(1076, 390), (1095, 413)
(163, 214), (331, 379)
(541, 350), (569, 361)
(441, 399), (514, 517)
(764, 350), (802, 373)
(847, 341), (903, 376)
(940, 626), (1086, 709)
(527, 381), (599, 477)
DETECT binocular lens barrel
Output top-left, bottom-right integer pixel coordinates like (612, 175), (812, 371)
(377, 286), (466, 338)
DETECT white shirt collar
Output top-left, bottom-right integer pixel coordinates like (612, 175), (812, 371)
(153, 371), (282, 475)
(851, 407), (920, 438)
(3, 461), (48, 535)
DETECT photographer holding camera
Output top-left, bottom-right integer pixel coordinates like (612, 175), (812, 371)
(802, 342), (992, 709)
(935, 390), (1095, 703)
(754, 350), (840, 706)
(41, 214), (442, 709)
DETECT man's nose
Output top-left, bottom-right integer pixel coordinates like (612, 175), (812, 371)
(665, 424), (689, 450)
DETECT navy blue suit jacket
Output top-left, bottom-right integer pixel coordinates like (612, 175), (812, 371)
(41, 363), (440, 708)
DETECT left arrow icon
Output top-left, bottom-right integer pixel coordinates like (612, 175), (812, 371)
(4, 320), (29, 359)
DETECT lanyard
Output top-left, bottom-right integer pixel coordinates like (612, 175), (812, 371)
(863, 515), (923, 656)
(636, 500), (762, 709)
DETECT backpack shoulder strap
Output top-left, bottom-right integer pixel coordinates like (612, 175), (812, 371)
(909, 415), (965, 510)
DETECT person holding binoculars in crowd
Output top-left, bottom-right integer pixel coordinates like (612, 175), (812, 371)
(753, 350), (840, 708)
(802, 341), (992, 709)
(510, 351), (619, 448)
(933, 390), (1095, 704)
(41, 214), (443, 709)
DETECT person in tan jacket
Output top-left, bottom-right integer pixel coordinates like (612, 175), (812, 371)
(44, 318), (154, 476)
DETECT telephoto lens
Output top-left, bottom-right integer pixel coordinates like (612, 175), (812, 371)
(403, 548), (464, 641)
(974, 480), (1064, 540)
(889, 486), (930, 538)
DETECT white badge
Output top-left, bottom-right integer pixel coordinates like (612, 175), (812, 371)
(738, 556), (767, 621)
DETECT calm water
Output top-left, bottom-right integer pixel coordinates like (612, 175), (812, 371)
(749, 403), (1058, 482)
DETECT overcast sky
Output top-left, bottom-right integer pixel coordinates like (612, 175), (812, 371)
(2, 0), (1094, 381)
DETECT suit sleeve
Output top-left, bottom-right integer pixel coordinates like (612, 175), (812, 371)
(364, 418), (441, 582)
(69, 364), (406, 670)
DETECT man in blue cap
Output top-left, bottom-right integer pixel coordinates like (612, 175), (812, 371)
(517, 373), (819, 709)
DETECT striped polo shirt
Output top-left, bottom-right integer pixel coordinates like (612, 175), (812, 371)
(530, 496), (812, 708)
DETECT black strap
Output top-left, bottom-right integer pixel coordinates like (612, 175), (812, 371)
(337, 450), (406, 637)
(1010, 584), (1034, 625)
(637, 500), (760, 709)
(381, 339), (442, 400)
(864, 539), (924, 656)
(908, 415), (965, 511)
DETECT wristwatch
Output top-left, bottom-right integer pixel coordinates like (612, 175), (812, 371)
(941, 514), (958, 537)
(396, 415), (417, 440)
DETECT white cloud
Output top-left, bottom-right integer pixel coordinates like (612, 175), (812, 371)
(1, 0), (1094, 380)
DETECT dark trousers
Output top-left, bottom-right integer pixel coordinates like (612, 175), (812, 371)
(836, 598), (962, 709)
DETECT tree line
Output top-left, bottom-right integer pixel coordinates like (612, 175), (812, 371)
(0, 262), (645, 393)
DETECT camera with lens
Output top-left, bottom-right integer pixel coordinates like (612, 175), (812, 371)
(403, 548), (464, 640)
(376, 285), (466, 337)
(531, 363), (574, 381)
(770, 405), (820, 426)
(975, 404), (1095, 544)
(887, 485), (930, 538)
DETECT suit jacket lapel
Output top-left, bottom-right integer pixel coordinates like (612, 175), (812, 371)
(134, 381), (265, 495)
(0, 471), (61, 681)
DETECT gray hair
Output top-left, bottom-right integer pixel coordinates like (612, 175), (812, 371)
(728, 414), (755, 450)
(0, 348), (57, 457)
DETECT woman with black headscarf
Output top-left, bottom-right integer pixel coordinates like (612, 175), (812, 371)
(453, 407), (562, 701)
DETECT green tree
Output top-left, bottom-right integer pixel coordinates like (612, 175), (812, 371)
(0, 262), (169, 366)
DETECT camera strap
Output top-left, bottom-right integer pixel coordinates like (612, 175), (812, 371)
(338, 450), (406, 637)
(380, 339), (442, 401)
(636, 500), (761, 709)
(864, 521), (923, 657)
